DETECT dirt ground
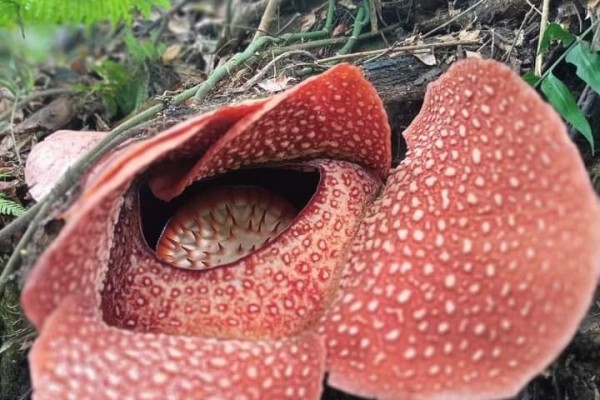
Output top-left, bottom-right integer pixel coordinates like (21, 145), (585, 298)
(1, 0), (599, 399)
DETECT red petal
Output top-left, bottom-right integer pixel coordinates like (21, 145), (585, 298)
(30, 296), (325, 400)
(102, 160), (380, 339)
(22, 190), (123, 329)
(150, 64), (391, 201)
(321, 60), (600, 399)
(22, 101), (265, 329)
(25, 130), (107, 201)
(79, 101), (266, 209)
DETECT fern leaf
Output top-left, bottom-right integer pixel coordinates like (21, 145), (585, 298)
(0, 195), (24, 217)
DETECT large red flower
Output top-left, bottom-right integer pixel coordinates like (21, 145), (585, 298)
(22, 60), (600, 400)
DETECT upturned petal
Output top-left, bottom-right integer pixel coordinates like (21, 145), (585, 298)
(148, 64), (391, 201)
(321, 59), (600, 399)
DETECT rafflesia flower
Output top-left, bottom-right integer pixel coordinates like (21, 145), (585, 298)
(22, 60), (600, 400)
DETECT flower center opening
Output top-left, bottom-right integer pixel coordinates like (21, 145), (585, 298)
(139, 167), (320, 268)
(155, 186), (297, 269)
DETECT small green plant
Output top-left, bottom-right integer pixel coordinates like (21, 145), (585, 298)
(90, 31), (166, 119)
(524, 22), (600, 153)
(0, 0), (169, 27)
(0, 173), (24, 218)
(0, 196), (24, 218)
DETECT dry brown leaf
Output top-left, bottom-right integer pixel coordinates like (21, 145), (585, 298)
(458, 30), (481, 41)
(411, 50), (437, 66)
(257, 76), (293, 93)
(162, 44), (182, 64)
(18, 96), (75, 133)
(465, 50), (483, 59)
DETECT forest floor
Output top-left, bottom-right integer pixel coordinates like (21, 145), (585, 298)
(1, 0), (599, 399)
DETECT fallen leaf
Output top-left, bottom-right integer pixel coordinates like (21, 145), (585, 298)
(258, 76), (293, 93)
(465, 50), (483, 59)
(18, 96), (76, 133)
(411, 49), (437, 65)
(25, 130), (107, 200)
(162, 44), (182, 64)
(458, 29), (481, 41)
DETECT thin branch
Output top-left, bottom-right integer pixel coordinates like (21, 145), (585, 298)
(524, 0), (542, 15)
(317, 39), (481, 64)
(535, 0), (551, 76)
(241, 50), (318, 90)
(422, 0), (487, 39)
(141, 0), (191, 37)
(194, 0), (336, 102)
(504, 4), (537, 62)
(253, 0), (279, 40)
(8, 93), (21, 165)
(369, 0), (381, 34)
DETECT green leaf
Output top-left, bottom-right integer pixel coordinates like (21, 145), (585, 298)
(522, 71), (540, 86)
(92, 59), (149, 118)
(539, 22), (575, 53)
(0, 0), (170, 27)
(566, 41), (600, 94)
(541, 73), (595, 152)
(0, 195), (24, 217)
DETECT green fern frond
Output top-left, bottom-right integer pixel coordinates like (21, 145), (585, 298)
(0, 0), (169, 27)
(0, 195), (24, 217)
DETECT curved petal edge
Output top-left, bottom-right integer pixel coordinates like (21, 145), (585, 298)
(321, 59), (600, 400)
(30, 296), (325, 400)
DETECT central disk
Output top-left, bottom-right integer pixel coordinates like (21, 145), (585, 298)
(156, 186), (297, 269)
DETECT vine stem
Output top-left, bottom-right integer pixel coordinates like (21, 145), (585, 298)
(534, 0), (550, 76)
(336, 0), (369, 56)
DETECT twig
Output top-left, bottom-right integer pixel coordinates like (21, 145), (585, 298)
(142, 0), (191, 37)
(8, 94), (21, 165)
(317, 39), (481, 64)
(194, 0), (336, 102)
(242, 50), (318, 90)
(275, 12), (301, 36)
(535, 0), (551, 76)
(504, 4), (537, 61)
(253, 0), (279, 40)
(268, 21), (402, 57)
(194, 36), (278, 102)
(422, 0), (487, 39)
(369, 0), (381, 34)
(524, 0), (542, 15)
